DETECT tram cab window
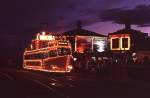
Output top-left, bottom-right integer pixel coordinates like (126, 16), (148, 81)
(31, 42), (36, 50)
(39, 41), (49, 48)
(24, 54), (33, 60)
(48, 50), (57, 57)
(35, 53), (44, 59)
(24, 53), (47, 60)
(58, 48), (71, 56)
(24, 55), (30, 60)
(43, 53), (48, 58)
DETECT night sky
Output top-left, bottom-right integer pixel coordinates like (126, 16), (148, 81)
(0, 0), (150, 59)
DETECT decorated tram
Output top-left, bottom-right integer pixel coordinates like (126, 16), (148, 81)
(23, 32), (73, 73)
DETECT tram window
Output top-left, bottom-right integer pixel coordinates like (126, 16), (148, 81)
(25, 54), (34, 60)
(36, 54), (40, 59)
(33, 54), (37, 59)
(43, 53), (48, 58)
(48, 50), (57, 57)
(58, 48), (62, 55)
(39, 41), (48, 48)
(24, 55), (30, 60)
(34, 53), (47, 59)
(29, 54), (33, 59)
(25, 52), (51, 60)
(30, 54), (33, 59)
(58, 48), (71, 56)
(39, 53), (45, 59)
(25, 53), (42, 59)
(48, 43), (54, 47)
(64, 48), (71, 55)
(32, 42), (36, 50)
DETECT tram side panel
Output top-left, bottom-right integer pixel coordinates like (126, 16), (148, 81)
(44, 56), (68, 69)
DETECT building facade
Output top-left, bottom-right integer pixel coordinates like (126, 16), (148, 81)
(108, 24), (150, 63)
(63, 22), (107, 54)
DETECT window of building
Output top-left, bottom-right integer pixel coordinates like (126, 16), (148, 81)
(122, 38), (128, 48)
(112, 38), (119, 49)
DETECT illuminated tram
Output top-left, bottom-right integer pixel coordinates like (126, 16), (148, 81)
(23, 32), (73, 73)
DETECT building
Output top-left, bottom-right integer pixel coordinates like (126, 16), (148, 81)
(63, 21), (107, 54)
(108, 24), (150, 63)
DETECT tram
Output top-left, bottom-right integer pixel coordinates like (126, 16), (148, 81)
(23, 32), (73, 73)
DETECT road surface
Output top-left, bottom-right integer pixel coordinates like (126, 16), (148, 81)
(0, 65), (150, 98)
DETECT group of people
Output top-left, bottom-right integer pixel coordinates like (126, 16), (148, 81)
(72, 53), (110, 72)
(72, 52), (150, 72)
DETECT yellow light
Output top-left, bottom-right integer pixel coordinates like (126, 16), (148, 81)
(67, 65), (73, 70)
(39, 35), (55, 40)
(52, 66), (57, 70)
(42, 31), (46, 35)
(120, 36), (131, 50)
(43, 55), (67, 61)
(23, 66), (71, 73)
(110, 37), (120, 50)
(110, 34), (131, 51)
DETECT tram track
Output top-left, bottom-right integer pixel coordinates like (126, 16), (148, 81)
(0, 67), (141, 98)
(16, 69), (100, 98)
(4, 68), (80, 98)
(0, 68), (73, 98)
(27, 78), (67, 98)
(1, 68), (129, 98)
(0, 71), (14, 80)
(19, 69), (78, 88)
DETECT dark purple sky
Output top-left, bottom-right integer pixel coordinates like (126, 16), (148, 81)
(1, 0), (150, 36)
(1, 0), (150, 68)
(0, 0), (150, 57)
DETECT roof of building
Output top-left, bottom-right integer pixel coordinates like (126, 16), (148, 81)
(108, 24), (148, 36)
(63, 28), (106, 37)
(108, 28), (148, 36)
(64, 20), (106, 37)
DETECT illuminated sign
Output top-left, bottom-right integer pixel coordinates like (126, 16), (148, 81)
(36, 33), (55, 41)
(39, 35), (55, 40)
